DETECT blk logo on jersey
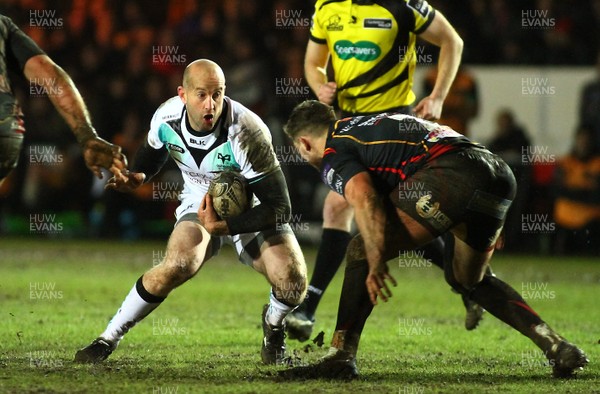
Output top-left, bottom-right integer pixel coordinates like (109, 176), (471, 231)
(189, 138), (207, 146)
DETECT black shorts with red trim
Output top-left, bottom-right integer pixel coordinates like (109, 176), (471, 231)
(388, 146), (517, 252)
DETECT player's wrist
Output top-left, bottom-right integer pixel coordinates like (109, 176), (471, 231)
(206, 220), (229, 236)
(75, 125), (99, 147)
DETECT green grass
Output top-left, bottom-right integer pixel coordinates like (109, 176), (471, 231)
(0, 238), (598, 393)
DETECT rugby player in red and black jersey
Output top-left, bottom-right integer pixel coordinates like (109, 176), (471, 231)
(0, 14), (124, 184)
(281, 100), (588, 379)
(286, 0), (484, 342)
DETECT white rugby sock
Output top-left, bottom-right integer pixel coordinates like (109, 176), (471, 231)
(265, 289), (294, 327)
(100, 276), (164, 343)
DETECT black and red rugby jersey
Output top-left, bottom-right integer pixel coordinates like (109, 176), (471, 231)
(320, 112), (479, 196)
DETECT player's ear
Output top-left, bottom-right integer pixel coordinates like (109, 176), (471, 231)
(177, 86), (186, 104)
(297, 136), (312, 153)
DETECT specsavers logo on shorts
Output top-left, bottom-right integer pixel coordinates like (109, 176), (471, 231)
(334, 40), (381, 61)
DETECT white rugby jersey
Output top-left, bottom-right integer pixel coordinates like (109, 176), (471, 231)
(146, 96), (279, 202)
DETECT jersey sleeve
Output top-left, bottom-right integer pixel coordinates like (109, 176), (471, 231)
(309, 1), (327, 44)
(404, 0), (436, 34)
(321, 146), (368, 196)
(1, 15), (45, 71)
(146, 103), (167, 149)
(230, 111), (280, 183)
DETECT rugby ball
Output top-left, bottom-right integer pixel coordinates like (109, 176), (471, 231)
(207, 170), (250, 219)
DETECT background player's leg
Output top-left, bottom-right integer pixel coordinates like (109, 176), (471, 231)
(287, 191), (353, 341)
(449, 234), (588, 377)
(331, 208), (434, 357)
(280, 210), (437, 379)
(74, 220), (212, 363)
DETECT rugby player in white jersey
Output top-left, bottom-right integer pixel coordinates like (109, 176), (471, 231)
(74, 59), (307, 365)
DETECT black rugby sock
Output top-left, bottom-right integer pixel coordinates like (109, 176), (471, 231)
(334, 258), (373, 336)
(304, 228), (352, 318)
(468, 276), (554, 349)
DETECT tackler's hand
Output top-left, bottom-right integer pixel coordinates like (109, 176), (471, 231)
(105, 170), (145, 192)
(365, 262), (397, 305)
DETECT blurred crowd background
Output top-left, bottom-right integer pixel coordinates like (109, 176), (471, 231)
(0, 0), (599, 254)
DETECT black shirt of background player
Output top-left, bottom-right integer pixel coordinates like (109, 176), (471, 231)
(320, 113), (477, 196)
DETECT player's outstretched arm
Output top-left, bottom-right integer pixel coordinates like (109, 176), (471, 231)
(344, 172), (397, 305)
(22, 54), (126, 179)
(413, 12), (463, 120)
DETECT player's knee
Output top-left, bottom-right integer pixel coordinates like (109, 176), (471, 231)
(345, 235), (366, 263)
(444, 265), (469, 295)
(322, 193), (353, 229)
(274, 266), (307, 306)
(157, 250), (200, 288)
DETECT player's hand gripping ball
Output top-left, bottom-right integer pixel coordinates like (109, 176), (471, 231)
(207, 170), (250, 219)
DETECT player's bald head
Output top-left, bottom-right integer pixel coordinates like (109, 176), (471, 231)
(182, 59), (225, 89)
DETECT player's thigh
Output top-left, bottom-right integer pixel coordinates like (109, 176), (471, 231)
(390, 206), (437, 253)
(252, 230), (307, 288)
(347, 199), (436, 263)
(450, 234), (494, 288)
(390, 148), (515, 251)
(322, 190), (354, 230)
(157, 219), (214, 275)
